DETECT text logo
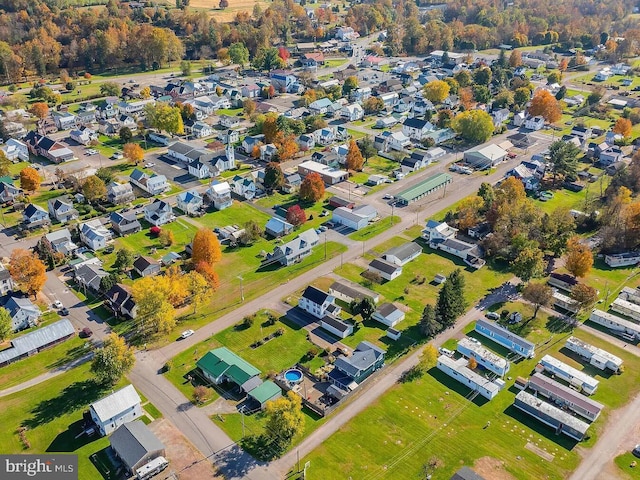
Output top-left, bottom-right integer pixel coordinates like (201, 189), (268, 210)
(0, 455), (78, 480)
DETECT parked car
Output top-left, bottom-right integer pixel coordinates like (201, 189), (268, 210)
(80, 327), (93, 338)
(60, 307), (69, 316)
(111, 152), (123, 160)
(144, 162), (156, 168)
(438, 347), (454, 357)
(632, 445), (640, 458)
(486, 312), (500, 320)
(53, 300), (63, 309)
(180, 329), (195, 339)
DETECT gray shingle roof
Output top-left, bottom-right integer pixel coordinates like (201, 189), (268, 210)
(0, 319), (75, 364)
(110, 420), (164, 470)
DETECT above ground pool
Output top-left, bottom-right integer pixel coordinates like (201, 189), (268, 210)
(284, 368), (303, 384)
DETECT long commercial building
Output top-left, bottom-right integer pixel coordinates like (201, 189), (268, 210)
(537, 355), (599, 395)
(564, 336), (623, 372)
(527, 373), (604, 422)
(474, 318), (535, 358)
(610, 297), (640, 322)
(395, 173), (452, 205)
(436, 355), (501, 400)
(589, 309), (640, 341)
(456, 337), (510, 377)
(514, 391), (590, 441)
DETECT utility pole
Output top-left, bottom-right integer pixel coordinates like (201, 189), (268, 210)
(238, 276), (244, 302)
(324, 234), (327, 260)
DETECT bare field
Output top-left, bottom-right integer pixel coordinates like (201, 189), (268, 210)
(189, 0), (271, 22)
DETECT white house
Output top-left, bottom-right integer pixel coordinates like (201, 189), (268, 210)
(143, 199), (174, 226)
(260, 143), (278, 161)
(47, 197), (78, 224)
(266, 229), (319, 266)
(0, 139), (29, 162)
(230, 175), (256, 200)
(320, 316), (353, 339)
(242, 134), (265, 154)
(524, 116), (545, 131)
(0, 182), (22, 204)
(89, 385), (143, 436)
(176, 190), (203, 216)
(297, 134), (315, 151)
(206, 181), (232, 210)
(129, 169), (168, 196)
(22, 204), (50, 227)
(299, 286), (342, 319)
(402, 118), (434, 141)
(0, 264), (14, 296)
(80, 219), (113, 250)
(604, 252), (640, 268)
(372, 303), (405, 327)
(368, 258), (402, 281)
(422, 220), (486, 269)
(309, 98), (333, 115)
(188, 160), (210, 179)
(210, 144), (236, 176)
(52, 111), (77, 130)
(107, 182), (136, 205)
(314, 127), (336, 146)
(70, 126), (98, 146)
(340, 103), (364, 122)
(332, 207), (369, 231)
(382, 242), (422, 266)
(335, 26), (359, 41)
(5, 296), (41, 331)
(188, 121), (213, 139)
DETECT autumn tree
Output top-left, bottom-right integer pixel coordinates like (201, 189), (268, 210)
(192, 228), (222, 267)
(363, 97), (384, 114)
(286, 205), (306, 226)
(243, 99), (256, 116)
(264, 391), (305, 454)
(195, 261), (220, 290)
(91, 333), (135, 385)
(509, 50), (522, 67)
(467, 357), (478, 370)
(522, 283), (553, 318)
(299, 173), (325, 203)
(123, 143), (144, 165)
(20, 167), (40, 192)
(132, 277), (176, 336)
(140, 86), (151, 99)
(263, 162), (284, 192)
(29, 102), (49, 120)
(345, 139), (364, 171)
(261, 113), (279, 143)
(570, 283), (598, 313)
(452, 110), (494, 143)
(423, 80), (450, 104)
(528, 90), (562, 124)
(420, 344), (439, 371)
(82, 175), (107, 204)
(512, 246), (545, 282)
(145, 103), (184, 135)
(159, 229), (175, 247)
(9, 249), (47, 298)
(275, 133), (299, 161)
(0, 307), (11, 342)
(613, 117), (632, 138)
(185, 270), (211, 313)
(565, 236), (593, 278)
(456, 196), (483, 231)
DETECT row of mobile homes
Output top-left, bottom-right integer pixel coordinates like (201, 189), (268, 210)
(536, 355), (599, 395)
(456, 338), (510, 377)
(604, 252), (640, 268)
(618, 287), (640, 306)
(436, 355), (502, 400)
(589, 309), (640, 341)
(527, 373), (604, 422)
(474, 318), (536, 358)
(610, 297), (640, 322)
(513, 391), (590, 441)
(564, 336), (623, 372)
(553, 290), (580, 314)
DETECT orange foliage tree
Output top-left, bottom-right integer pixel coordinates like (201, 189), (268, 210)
(528, 89), (562, 124)
(195, 261), (220, 290)
(9, 249), (47, 298)
(20, 167), (40, 192)
(613, 117), (632, 138)
(345, 139), (364, 171)
(123, 143), (144, 165)
(30, 102), (49, 120)
(565, 236), (594, 278)
(299, 173), (325, 203)
(275, 133), (299, 161)
(192, 228), (222, 267)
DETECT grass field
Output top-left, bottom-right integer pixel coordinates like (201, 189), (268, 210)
(300, 322), (640, 479)
(0, 363), (127, 480)
(116, 218), (198, 261)
(614, 452), (638, 479)
(348, 216), (399, 241)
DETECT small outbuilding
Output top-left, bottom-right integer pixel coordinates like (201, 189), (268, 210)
(372, 303), (405, 327)
(110, 421), (166, 475)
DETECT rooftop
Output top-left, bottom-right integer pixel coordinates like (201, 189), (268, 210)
(528, 373), (603, 418)
(475, 318), (535, 351)
(91, 385), (141, 422)
(515, 390), (590, 435)
(0, 319), (75, 364)
(110, 421), (165, 470)
(457, 337), (508, 370)
(396, 173), (452, 203)
(539, 355), (599, 389)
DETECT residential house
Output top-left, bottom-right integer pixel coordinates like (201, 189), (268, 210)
(565, 336), (622, 373)
(298, 160), (348, 185)
(219, 115), (241, 129)
(367, 174), (389, 186)
(109, 421), (166, 476)
(492, 108), (510, 126)
(340, 103), (364, 122)
(80, 219), (112, 250)
(5, 296), (41, 331)
(186, 121), (213, 139)
(266, 229), (319, 266)
(328, 342), (385, 392)
(110, 211), (142, 236)
(51, 111), (77, 130)
(352, 87), (372, 103)
(335, 26), (359, 41)
(297, 134), (315, 151)
(475, 318), (535, 358)
(129, 169), (168, 196)
(456, 337), (510, 377)
(45, 229), (78, 255)
(270, 70), (297, 93)
(372, 303), (405, 327)
(220, 129), (240, 144)
(507, 163), (542, 191)
(368, 258), (402, 281)
(0, 139), (29, 162)
(401, 150), (431, 173)
(89, 385), (143, 436)
(107, 182), (135, 205)
(0, 264), (14, 295)
(230, 176), (256, 201)
(537, 355), (599, 395)
(75, 263), (109, 292)
(589, 309), (640, 341)
(22, 204), (50, 228)
(320, 316), (354, 339)
(524, 116), (545, 131)
(402, 118), (434, 141)
(196, 347), (261, 392)
(47, 196), (78, 223)
(70, 126), (98, 146)
(117, 114), (137, 129)
(379, 92), (399, 109)
(143, 199), (174, 226)
(242, 134), (265, 154)
(241, 84), (261, 99)
(105, 283), (137, 319)
(98, 118), (120, 135)
(598, 146), (624, 166)
(283, 173), (302, 193)
(299, 286), (342, 319)
(148, 132), (171, 146)
(176, 190), (203, 215)
(116, 99), (155, 115)
(206, 181), (232, 210)
(382, 242), (422, 266)
(422, 220), (485, 269)
(328, 280), (379, 305)
(188, 160), (210, 179)
(437, 355), (501, 401)
(133, 256), (161, 277)
(75, 104), (97, 125)
(309, 98), (333, 116)
(265, 217), (293, 238)
(375, 131), (411, 152)
(259, 143), (278, 161)
(0, 181), (22, 204)
(604, 252), (640, 268)
(24, 131), (74, 163)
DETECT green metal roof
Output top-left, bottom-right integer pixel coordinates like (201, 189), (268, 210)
(196, 347), (261, 386)
(396, 173), (452, 203)
(248, 380), (282, 405)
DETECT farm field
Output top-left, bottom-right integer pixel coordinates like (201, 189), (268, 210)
(189, 0), (272, 22)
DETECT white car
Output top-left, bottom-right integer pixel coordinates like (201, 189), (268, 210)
(438, 347), (454, 357)
(180, 329), (195, 339)
(486, 312), (500, 320)
(53, 300), (63, 309)
(144, 162), (156, 168)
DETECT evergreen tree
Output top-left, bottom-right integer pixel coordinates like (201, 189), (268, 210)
(419, 304), (441, 338)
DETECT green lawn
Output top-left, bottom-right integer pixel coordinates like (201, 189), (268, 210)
(348, 217), (399, 241)
(0, 336), (89, 390)
(254, 192), (333, 232)
(194, 201), (271, 230)
(300, 325), (640, 479)
(614, 453), (638, 479)
(323, 58), (348, 69)
(115, 218), (198, 260)
(0, 362), (129, 480)
(165, 310), (315, 399)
